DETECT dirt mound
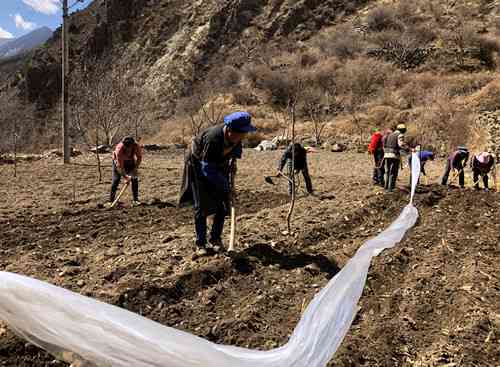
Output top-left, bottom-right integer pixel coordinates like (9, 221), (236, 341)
(0, 151), (498, 366)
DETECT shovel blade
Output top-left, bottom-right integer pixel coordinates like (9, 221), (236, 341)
(265, 176), (276, 185)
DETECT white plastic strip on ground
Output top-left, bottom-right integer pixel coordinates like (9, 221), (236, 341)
(0, 154), (421, 367)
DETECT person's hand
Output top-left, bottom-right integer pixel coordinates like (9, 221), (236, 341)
(124, 175), (131, 183)
(277, 170), (283, 177)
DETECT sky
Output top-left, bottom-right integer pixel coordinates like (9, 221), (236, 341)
(0, 0), (92, 39)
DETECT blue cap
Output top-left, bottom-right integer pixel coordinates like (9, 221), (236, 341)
(223, 112), (257, 133)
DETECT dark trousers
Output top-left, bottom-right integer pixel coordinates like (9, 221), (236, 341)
(373, 150), (385, 185)
(473, 169), (489, 189)
(287, 160), (313, 195)
(441, 160), (464, 187)
(110, 160), (139, 202)
(384, 158), (400, 191)
(193, 195), (226, 248)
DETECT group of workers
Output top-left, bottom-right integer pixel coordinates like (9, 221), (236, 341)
(105, 111), (314, 256)
(105, 111), (496, 256)
(369, 127), (497, 191)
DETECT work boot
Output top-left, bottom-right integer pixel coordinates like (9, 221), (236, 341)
(209, 238), (224, 253)
(131, 200), (142, 207)
(192, 246), (208, 260)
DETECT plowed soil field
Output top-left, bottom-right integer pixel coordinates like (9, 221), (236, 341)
(0, 150), (498, 366)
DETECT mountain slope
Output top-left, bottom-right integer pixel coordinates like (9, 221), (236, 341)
(0, 27), (52, 59)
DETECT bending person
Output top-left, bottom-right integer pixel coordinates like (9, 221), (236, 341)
(278, 142), (313, 196)
(471, 152), (495, 191)
(441, 146), (469, 188)
(107, 136), (142, 207)
(179, 112), (256, 256)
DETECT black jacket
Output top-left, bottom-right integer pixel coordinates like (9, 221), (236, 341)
(179, 125), (241, 216)
(279, 143), (308, 171)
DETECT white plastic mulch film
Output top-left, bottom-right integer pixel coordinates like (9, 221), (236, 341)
(0, 154), (421, 367)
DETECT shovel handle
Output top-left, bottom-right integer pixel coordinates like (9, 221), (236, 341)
(110, 181), (130, 208)
(228, 206), (236, 252)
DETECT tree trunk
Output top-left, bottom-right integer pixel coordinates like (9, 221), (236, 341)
(95, 132), (102, 183)
(13, 132), (17, 178)
(286, 104), (296, 233)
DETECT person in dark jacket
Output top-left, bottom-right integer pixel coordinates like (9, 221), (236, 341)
(470, 152), (495, 191)
(179, 112), (256, 256)
(278, 143), (313, 195)
(441, 146), (469, 188)
(107, 136), (143, 207)
(383, 124), (408, 191)
(368, 128), (385, 186)
(408, 150), (434, 185)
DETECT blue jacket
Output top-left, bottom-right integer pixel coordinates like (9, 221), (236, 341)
(409, 151), (433, 175)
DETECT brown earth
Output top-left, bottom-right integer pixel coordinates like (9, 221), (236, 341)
(0, 150), (498, 366)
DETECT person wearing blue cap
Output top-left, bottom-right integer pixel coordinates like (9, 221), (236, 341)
(179, 111), (257, 256)
(441, 146), (469, 188)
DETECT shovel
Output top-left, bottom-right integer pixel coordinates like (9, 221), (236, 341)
(228, 160), (237, 252)
(109, 179), (130, 208)
(264, 172), (293, 185)
(450, 168), (463, 185)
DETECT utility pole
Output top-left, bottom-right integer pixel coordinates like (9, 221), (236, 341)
(62, 0), (70, 163)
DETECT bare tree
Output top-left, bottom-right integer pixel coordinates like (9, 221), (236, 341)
(121, 78), (153, 139)
(70, 61), (142, 181)
(286, 98), (297, 234)
(301, 86), (342, 146)
(176, 93), (227, 138)
(0, 88), (35, 176)
(283, 77), (304, 234)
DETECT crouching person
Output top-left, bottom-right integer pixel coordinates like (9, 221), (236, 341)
(179, 112), (256, 256)
(471, 152), (496, 191)
(107, 136), (142, 207)
(441, 146), (469, 188)
(278, 143), (313, 196)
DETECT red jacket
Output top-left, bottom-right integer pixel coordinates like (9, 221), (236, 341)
(113, 142), (142, 168)
(368, 132), (383, 154)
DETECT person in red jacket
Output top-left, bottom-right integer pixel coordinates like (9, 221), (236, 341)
(108, 136), (143, 207)
(368, 127), (385, 186)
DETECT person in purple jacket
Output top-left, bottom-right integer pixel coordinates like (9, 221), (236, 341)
(408, 150), (434, 185)
(441, 146), (469, 188)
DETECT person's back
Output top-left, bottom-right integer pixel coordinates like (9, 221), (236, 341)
(383, 124), (407, 191)
(280, 143), (307, 170)
(108, 136), (142, 207)
(278, 143), (313, 195)
(472, 152), (494, 172)
(113, 139), (142, 166)
(369, 129), (385, 186)
(384, 130), (404, 158)
(471, 152), (495, 191)
(448, 147), (469, 168)
(191, 125), (242, 171)
(441, 146), (468, 188)
(368, 131), (383, 154)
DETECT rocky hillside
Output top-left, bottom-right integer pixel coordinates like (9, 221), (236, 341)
(2, 0), (369, 108)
